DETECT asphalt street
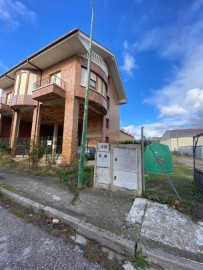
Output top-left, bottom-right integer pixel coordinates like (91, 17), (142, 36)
(0, 206), (104, 270)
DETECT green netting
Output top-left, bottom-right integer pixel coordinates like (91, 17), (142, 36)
(144, 143), (174, 174)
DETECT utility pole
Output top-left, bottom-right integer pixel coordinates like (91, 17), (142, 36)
(78, 0), (94, 188)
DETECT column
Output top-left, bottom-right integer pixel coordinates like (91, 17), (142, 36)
(10, 110), (21, 156)
(52, 122), (58, 153)
(30, 103), (41, 145)
(62, 97), (79, 164)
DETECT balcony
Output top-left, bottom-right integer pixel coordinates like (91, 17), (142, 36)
(32, 76), (66, 103)
(80, 51), (108, 77)
(11, 95), (36, 110)
(0, 97), (12, 114)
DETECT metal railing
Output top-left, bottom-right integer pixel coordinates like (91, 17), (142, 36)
(33, 75), (66, 91)
(80, 51), (109, 77)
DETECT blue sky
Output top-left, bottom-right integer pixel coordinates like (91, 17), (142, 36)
(0, 0), (203, 137)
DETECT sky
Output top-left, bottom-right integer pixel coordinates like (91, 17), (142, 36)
(0, 0), (203, 138)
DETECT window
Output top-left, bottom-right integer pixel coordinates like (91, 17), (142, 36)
(50, 71), (61, 87)
(106, 118), (109, 129)
(19, 73), (28, 95)
(97, 77), (102, 94)
(90, 72), (96, 89)
(105, 137), (109, 143)
(80, 67), (107, 98)
(80, 67), (87, 86)
(102, 82), (107, 98)
(28, 73), (37, 94)
(14, 74), (20, 96)
(6, 92), (12, 104)
(107, 96), (110, 109)
(14, 71), (38, 97)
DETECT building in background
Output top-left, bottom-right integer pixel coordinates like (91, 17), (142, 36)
(0, 29), (127, 164)
(120, 129), (134, 142)
(161, 128), (203, 152)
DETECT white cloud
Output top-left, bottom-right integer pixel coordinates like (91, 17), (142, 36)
(0, 60), (8, 71)
(121, 51), (136, 77)
(158, 105), (188, 118)
(132, 1), (203, 126)
(0, 0), (37, 29)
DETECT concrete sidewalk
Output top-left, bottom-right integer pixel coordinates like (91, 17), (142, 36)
(0, 168), (203, 269)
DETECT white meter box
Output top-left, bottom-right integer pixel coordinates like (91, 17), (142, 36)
(113, 171), (138, 190)
(96, 152), (110, 168)
(96, 168), (110, 185)
(113, 147), (137, 172)
(97, 143), (110, 152)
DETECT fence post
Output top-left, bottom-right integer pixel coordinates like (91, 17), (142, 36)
(141, 127), (145, 194)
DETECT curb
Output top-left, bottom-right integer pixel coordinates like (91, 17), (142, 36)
(0, 188), (135, 256)
(1, 187), (203, 270)
(138, 244), (203, 270)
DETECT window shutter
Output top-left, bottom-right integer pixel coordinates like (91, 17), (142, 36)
(80, 68), (87, 86)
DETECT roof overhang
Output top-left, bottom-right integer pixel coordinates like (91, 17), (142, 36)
(0, 29), (127, 104)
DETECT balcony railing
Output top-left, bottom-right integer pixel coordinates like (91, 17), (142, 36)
(33, 76), (66, 91)
(79, 51), (109, 77)
(11, 95), (35, 106)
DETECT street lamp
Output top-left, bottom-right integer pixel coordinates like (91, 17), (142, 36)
(78, 0), (94, 188)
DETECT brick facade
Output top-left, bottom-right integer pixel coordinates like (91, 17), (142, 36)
(0, 31), (125, 164)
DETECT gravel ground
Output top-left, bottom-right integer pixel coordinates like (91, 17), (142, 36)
(175, 156), (203, 170)
(0, 206), (105, 270)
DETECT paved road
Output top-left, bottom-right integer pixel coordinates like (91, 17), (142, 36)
(0, 206), (104, 270)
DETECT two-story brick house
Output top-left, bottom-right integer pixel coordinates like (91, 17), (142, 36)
(0, 29), (127, 164)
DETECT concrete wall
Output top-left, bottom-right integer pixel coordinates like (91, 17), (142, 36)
(94, 144), (142, 196)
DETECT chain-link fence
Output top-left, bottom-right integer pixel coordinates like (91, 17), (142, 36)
(141, 125), (203, 214)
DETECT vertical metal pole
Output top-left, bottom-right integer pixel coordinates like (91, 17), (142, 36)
(78, 0), (94, 188)
(141, 127), (145, 193)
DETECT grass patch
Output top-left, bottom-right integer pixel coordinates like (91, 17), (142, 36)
(145, 156), (203, 216)
(0, 182), (16, 192)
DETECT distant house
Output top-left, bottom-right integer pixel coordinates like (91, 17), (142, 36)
(161, 128), (203, 152)
(120, 129), (134, 142)
(151, 137), (161, 143)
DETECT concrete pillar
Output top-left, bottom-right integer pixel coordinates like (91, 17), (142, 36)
(30, 103), (41, 144)
(10, 110), (21, 156)
(52, 122), (58, 153)
(62, 97), (79, 164)
(0, 114), (3, 137)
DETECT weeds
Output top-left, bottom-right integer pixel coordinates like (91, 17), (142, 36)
(84, 241), (123, 270)
(145, 156), (203, 216)
(129, 248), (148, 270)
(57, 160), (94, 204)
(28, 141), (47, 170)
